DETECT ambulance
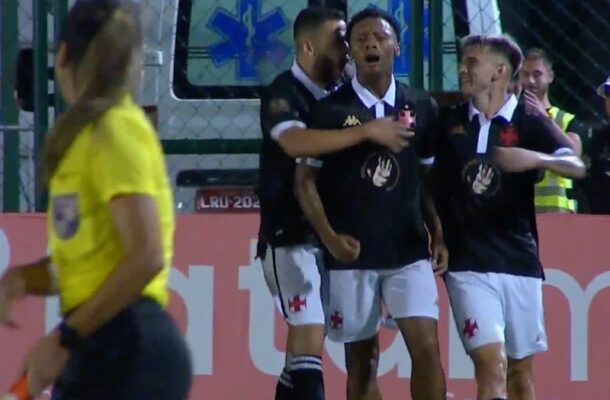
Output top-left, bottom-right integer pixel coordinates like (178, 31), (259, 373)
(14, 0), (501, 211)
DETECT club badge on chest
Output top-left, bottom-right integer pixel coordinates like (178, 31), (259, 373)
(397, 104), (416, 131)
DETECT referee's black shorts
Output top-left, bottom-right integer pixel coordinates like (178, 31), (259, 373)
(51, 298), (192, 400)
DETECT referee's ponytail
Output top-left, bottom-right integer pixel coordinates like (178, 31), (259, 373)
(42, 0), (142, 184)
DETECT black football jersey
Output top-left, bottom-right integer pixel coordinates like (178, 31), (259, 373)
(310, 77), (439, 270)
(436, 96), (573, 277)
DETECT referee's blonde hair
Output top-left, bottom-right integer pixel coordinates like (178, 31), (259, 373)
(42, 0), (142, 184)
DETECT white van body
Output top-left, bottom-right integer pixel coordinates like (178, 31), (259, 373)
(9, 0), (500, 211)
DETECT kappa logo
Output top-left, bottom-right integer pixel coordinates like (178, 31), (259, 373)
(343, 115), (361, 127)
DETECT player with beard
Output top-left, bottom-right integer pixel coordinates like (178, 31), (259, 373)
(295, 8), (447, 400)
(435, 35), (586, 400)
(257, 7), (412, 400)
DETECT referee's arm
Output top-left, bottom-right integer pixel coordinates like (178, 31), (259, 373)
(1, 257), (57, 298)
(64, 194), (163, 338)
(62, 120), (166, 339)
(0, 257), (56, 327)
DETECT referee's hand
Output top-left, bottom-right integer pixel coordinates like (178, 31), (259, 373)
(359, 117), (414, 153)
(0, 271), (21, 329)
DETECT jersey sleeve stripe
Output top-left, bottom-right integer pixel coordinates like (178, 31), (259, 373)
(418, 156), (435, 166)
(304, 158), (323, 168)
(270, 120), (306, 142)
(552, 147), (573, 156)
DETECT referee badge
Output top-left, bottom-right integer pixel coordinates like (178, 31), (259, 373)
(53, 194), (80, 239)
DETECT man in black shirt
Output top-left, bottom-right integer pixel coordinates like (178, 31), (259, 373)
(296, 8), (446, 400)
(435, 34), (586, 400)
(258, 7), (413, 400)
(587, 76), (610, 214)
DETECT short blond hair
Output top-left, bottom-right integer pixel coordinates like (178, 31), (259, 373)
(460, 34), (524, 77)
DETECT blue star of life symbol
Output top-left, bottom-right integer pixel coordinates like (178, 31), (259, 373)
(207, 0), (290, 80)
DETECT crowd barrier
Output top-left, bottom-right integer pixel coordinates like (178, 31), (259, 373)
(0, 213), (609, 399)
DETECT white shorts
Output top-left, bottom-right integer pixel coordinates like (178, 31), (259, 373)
(323, 259), (439, 343)
(445, 271), (548, 359)
(261, 244), (325, 326)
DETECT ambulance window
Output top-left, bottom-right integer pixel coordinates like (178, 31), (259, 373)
(173, 0), (309, 99)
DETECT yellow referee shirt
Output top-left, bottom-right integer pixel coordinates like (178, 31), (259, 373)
(48, 95), (174, 313)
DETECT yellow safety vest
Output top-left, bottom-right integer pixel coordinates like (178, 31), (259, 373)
(534, 107), (577, 213)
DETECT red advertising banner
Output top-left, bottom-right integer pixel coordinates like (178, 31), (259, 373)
(0, 214), (609, 399)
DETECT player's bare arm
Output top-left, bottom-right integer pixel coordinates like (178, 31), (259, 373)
(419, 166), (448, 275)
(278, 117), (413, 158)
(492, 146), (585, 178)
(565, 131), (583, 156)
(493, 104), (586, 178)
(0, 257), (55, 297)
(295, 161), (360, 264)
(0, 257), (56, 326)
(538, 151), (586, 178)
(64, 194), (164, 338)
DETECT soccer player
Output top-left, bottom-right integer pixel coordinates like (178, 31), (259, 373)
(254, 7), (410, 400)
(0, 1), (191, 399)
(258, 7), (413, 400)
(435, 34), (586, 400)
(295, 8), (447, 400)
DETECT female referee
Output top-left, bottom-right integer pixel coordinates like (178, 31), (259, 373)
(0, 1), (192, 399)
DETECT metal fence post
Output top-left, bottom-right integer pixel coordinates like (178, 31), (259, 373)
(34, 0), (49, 212)
(410, 0), (424, 88)
(0, 0), (21, 212)
(429, 0), (443, 91)
(53, 0), (68, 115)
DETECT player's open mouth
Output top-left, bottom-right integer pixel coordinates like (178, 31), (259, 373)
(364, 54), (381, 64)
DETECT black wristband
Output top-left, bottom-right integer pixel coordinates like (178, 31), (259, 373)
(58, 321), (82, 351)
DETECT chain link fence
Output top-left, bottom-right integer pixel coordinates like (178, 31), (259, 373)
(0, 0), (43, 212)
(1, 0), (609, 212)
(451, 0), (610, 120)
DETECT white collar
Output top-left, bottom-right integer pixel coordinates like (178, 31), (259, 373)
(468, 94), (518, 123)
(291, 61), (329, 100)
(351, 75), (396, 108)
